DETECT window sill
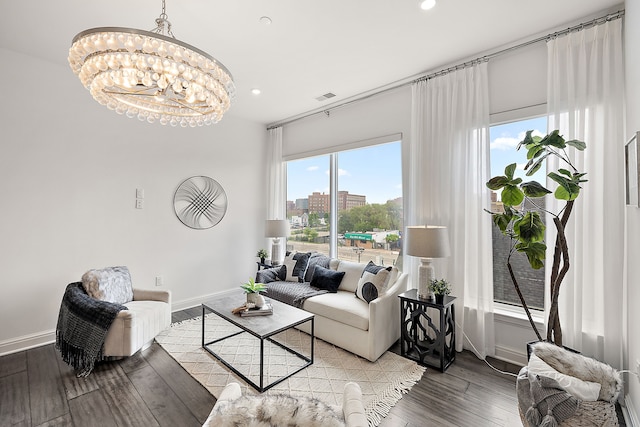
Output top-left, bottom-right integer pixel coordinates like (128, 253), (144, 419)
(494, 303), (544, 325)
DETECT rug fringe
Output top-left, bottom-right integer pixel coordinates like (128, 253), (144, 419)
(364, 363), (427, 427)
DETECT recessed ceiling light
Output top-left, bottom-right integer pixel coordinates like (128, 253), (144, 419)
(420, 0), (436, 10)
(259, 16), (272, 25)
(251, 88), (262, 95)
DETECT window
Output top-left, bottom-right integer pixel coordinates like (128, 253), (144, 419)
(286, 155), (330, 257)
(490, 117), (547, 310)
(286, 141), (402, 267)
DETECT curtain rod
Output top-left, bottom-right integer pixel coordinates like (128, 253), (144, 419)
(267, 9), (624, 131)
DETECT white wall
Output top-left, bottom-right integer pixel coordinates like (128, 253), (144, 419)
(0, 48), (267, 354)
(282, 86), (412, 159)
(624, 0), (640, 423)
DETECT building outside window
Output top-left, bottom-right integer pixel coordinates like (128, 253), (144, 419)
(286, 141), (402, 266)
(490, 116), (547, 310)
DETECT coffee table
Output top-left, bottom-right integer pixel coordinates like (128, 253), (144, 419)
(201, 295), (314, 392)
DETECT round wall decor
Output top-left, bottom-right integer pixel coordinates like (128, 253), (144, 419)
(173, 176), (227, 229)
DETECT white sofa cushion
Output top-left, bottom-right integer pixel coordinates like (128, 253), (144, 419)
(103, 299), (171, 357)
(303, 291), (369, 331)
(336, 260), (366, 293)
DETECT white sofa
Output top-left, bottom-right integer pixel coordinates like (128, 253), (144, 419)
(262, 257), (408, 362)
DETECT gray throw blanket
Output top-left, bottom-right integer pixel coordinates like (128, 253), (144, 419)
(264, 282), (328, 308)
(517, 367), (580, 426)
(55, 282), (126, 376)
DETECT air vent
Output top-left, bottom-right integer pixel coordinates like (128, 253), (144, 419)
(315, 92), (336, 102)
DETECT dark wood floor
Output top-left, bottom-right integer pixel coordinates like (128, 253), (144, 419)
(0, 306), (581, 427)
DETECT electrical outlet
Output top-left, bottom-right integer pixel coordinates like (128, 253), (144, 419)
(155, 276), (162, 287)
(135, 199), (144, 209)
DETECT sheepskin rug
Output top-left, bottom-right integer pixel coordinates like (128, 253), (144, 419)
(206, 393), (346, 427)
(532, 341), (622, 403)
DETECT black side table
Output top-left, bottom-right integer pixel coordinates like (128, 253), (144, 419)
(398, 289), (456, 372)
(256, 262), (273, 271)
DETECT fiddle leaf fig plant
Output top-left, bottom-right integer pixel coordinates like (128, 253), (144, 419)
(486, 129), (586, 346)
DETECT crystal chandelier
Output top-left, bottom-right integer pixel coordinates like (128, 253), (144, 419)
(68, 0), (235, 127)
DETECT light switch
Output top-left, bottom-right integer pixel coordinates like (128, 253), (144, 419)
(136, 188), (145, 199)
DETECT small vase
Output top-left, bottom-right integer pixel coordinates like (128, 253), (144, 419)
(246, 292), (265, 308)
(260, 257), (265, 264)
(435, 294), (445, 305)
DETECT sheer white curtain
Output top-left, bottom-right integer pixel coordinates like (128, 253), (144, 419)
(408, 62), (494, 356)
(266, 126), (287, 259)
(546, 18), (625, 366)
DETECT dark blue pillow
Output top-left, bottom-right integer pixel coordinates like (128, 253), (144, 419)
(310, 265), (345, 293)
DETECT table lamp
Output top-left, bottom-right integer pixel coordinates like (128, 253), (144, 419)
(405, 225), (451, 299)
(265, 219), (290, 265)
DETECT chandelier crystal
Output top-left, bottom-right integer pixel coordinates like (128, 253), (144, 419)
(68, 0), (235, 127)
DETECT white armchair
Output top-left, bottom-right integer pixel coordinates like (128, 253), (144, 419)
(102, 288), (171, 357)
(203, 382), (368, 427)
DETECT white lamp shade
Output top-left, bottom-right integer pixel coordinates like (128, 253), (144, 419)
(405, 225), (451, 258)
(265, 219), (290, 238)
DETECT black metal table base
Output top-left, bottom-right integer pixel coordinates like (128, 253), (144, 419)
(201, 306), (314, 392)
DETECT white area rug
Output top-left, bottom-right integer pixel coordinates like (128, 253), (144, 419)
(156, 314), (426, 426)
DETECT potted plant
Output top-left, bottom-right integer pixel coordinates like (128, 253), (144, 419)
(486, 130), (586, 347)
(256, 249), (268, 264)
(241, 278), (267, 308)
(429, 279), (451, 304)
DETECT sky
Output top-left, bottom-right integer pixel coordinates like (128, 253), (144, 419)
(287, 141), (402, 204)
(287, 117), (549, 206)
(490, 116), (548, 186)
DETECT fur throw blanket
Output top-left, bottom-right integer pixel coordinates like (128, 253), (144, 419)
(207, 393), (345, 427)
(55, 282), (126, 376)
(532, 342), (622, 403)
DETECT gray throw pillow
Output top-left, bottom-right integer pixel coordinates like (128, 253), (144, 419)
(256, 266), (285, 284)
(304, 253), (332, 282)
(81, 266), (133, 304)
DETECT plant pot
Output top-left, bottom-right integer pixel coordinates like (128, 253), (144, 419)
(246, 292), (266, 308)
(435, 294), (445, 304)
(260, 257), (265, 264)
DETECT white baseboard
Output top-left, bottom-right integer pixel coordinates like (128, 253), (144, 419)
(0, 330), (55, 356)
(494, 344), (527, 367)
(626, 394), (639, 427)
(171, 288), (237, 312)
(0, 288), (239, 356)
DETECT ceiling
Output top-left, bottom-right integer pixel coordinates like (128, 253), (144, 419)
(0, 0), (623, 126)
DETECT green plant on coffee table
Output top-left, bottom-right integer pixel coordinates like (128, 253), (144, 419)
(429, 279), (451, 296)
(486, 130), (587, 346)
(256, 249), (268, 259)
(240, 278), (266, 294)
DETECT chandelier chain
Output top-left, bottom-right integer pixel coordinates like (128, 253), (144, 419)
(153, 0), (174, 38)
